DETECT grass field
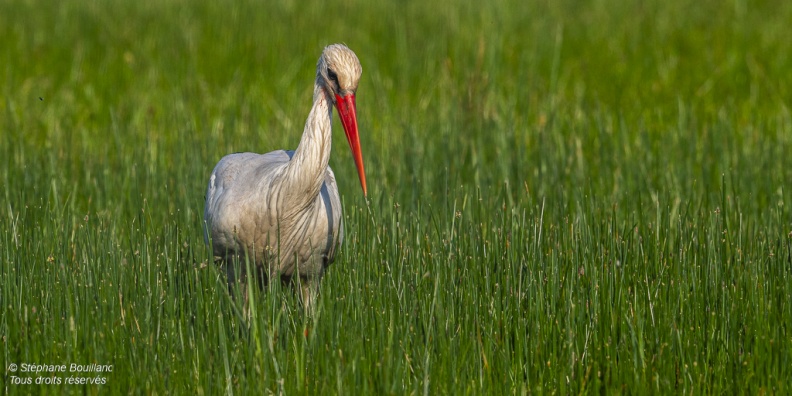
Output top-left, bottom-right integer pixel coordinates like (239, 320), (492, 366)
(2, 0), (792, 393)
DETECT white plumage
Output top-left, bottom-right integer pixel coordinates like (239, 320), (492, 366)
(203, 44), (367, 309)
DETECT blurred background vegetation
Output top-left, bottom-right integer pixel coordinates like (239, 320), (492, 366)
(3, 0), (790, 222)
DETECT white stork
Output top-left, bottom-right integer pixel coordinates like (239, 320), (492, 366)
(203, 44), (367, 309)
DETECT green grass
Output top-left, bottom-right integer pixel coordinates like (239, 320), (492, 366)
(2, 0), (792, 393)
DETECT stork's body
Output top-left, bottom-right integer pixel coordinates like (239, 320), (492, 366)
(203, 44), (367, 308)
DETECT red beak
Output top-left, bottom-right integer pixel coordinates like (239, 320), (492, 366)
(335, 93), (367, 197)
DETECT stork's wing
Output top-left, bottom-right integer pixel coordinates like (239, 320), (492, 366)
(203, 150), (290, 247)
(203, 150), (343, 271)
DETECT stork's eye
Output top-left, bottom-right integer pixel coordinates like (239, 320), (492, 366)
(327, 69), (338, 83)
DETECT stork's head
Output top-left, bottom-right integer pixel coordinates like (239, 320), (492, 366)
(318, 44), (362, 96)
(317, 44), (367, 197)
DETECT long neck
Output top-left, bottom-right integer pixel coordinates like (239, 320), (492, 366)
(281, 79), (333, 208)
